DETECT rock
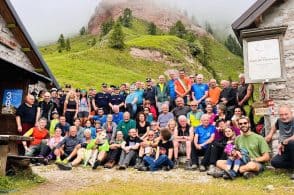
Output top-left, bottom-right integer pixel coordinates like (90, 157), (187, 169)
(264, 185), (275, 191)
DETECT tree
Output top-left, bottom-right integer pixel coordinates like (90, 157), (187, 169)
(80, 26), (86, 35)
(205, 22), (213, 35)
(147, 22), (157, 35)
(169, 20), (187, 38)
(101, 18), (114, 36)
(225, 34), (243, 57)
(120, 8), (132, 27)
(65, 38), (71, 51)
(58, 34), (65, 49)
(108, 22), (125, 49)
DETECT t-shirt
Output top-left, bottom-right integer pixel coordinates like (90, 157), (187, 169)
(158, 112), (174, 128)
(208, 87), (222, 105)
(235, 133), (270, 160)
(158, 140), (173, 156)
(55, 122), (70, 137)
(191, 83), (209, 101)
(117, 119), (136, 138)
(195, 124), (216, 147)
(112, 112), (124, 125)
(16, 103), (38, 124)
(136, 121), (150, 136)
(92, 115), (107, 125)
(125, 136), (142, 150)
(275, 119), (294, 143)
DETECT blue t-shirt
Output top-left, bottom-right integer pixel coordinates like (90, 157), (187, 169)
(92, 115), (107, 125)
(112, 112), (124, 125)
(168, 79), (176, 100)
(195, 124), (215, 147)
(191, 83), (209, 101)
(134, 89), (144, 105)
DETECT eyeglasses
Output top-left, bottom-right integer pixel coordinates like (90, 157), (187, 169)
(238, 122), (248, 126)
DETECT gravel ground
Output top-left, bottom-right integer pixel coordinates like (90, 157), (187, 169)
(21, 164), (211, 194)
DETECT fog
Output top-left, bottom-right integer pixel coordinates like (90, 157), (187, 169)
(10, 0), (256, 44)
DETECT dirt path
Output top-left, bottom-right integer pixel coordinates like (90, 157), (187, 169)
(19, 164), (211, 194)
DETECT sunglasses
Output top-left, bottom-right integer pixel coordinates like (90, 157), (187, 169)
(238, 122), (248, 126)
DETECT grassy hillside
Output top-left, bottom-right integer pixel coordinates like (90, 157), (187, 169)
(40, 18), (243, 89)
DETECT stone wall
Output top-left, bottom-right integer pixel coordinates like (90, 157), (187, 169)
(258, 1), (294, 154)
(0, 15), (34, 71)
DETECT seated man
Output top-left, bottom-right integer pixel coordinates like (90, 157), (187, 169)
(173, 115), (194, 169)
(157, 103), (174, 128)
(54, 126), (83, 169)
(215, 116), (270, 179)
(191, 114), (215, 171)
(117, 129), (142, 169)
(187, 101), (203, 128)
(266, 105), (294, 180)
(22, 117), (49, 157)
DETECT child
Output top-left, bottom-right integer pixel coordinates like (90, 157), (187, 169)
(49, 111), (59, 136)
(223, 143), (250, 179)
(139, 128), (174, 171)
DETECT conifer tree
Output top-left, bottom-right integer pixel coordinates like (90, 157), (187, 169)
(108, 22), (125, 49)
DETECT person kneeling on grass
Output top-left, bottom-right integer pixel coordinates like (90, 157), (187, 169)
(140, 128), (174, 171)
(214, 116), (270, 179)
(117, 129), (142, 170)
(23, 117), (49, 158)
(54, 126), (83, 170)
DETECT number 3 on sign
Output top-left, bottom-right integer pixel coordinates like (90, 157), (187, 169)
(5, 91), (12, 108)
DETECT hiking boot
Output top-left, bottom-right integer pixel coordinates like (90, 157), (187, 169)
(199, 165), (206, 172)
(243, 172), (256, 179)
(223, 170), (237, 180)
(162, 166), (171, 171)
(134, 158), (142, 169)
(212, 170), (225, 178)
(57, 163), (72, 170)
(118, 165), (126, 170)
(191, 164), (198, 170)
(184, 159), (192, 170)
(138, 166), (148, 171)
(104, 160), (115, 169)
(92, 160), (101, 170)
(174, 158), (179, 168)
(43, 158), (49, 166)
(207, 165), (216, 175)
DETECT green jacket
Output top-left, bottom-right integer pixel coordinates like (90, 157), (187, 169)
(155, 83), (170, 102)
(117, 119), (136, 138)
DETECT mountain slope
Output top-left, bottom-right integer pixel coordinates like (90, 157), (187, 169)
(40, 19), (243, 88)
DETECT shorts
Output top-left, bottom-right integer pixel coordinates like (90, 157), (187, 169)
(78, 111), (89, 118)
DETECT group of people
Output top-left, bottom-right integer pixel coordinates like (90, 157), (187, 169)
(15, 69), (294, 180)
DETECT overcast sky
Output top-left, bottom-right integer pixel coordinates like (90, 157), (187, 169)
(10, 0), (256, 44)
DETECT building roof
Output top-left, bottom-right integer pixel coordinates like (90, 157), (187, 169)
(0, 0), (59, 88)
(232, 0), (285, 42)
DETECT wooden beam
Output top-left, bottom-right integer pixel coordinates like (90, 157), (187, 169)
(0, 144), (8, 176)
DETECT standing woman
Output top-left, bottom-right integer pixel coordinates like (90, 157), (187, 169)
(78, 89), (91, 126)
(63, 90), (79, 125)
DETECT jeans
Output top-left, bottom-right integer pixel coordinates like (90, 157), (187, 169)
(143, 155), (174, 171)
(271, 141), (294, 169)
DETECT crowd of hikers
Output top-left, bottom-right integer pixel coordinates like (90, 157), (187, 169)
(15, 69), (294, 180)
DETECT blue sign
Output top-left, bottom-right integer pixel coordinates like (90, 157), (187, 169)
(1, 89), (23, 114)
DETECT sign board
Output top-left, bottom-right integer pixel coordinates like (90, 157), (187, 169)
(252, 100), (273, 116)
(247, 38), (282, 82)
(1, 89), (23, 114)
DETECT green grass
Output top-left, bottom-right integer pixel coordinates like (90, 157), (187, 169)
(72, 170), (293, 195)
(0, 171), (45, 193)
(40, 18), (244, 88)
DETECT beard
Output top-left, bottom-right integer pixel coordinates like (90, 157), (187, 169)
(240, 126), (250, 134)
